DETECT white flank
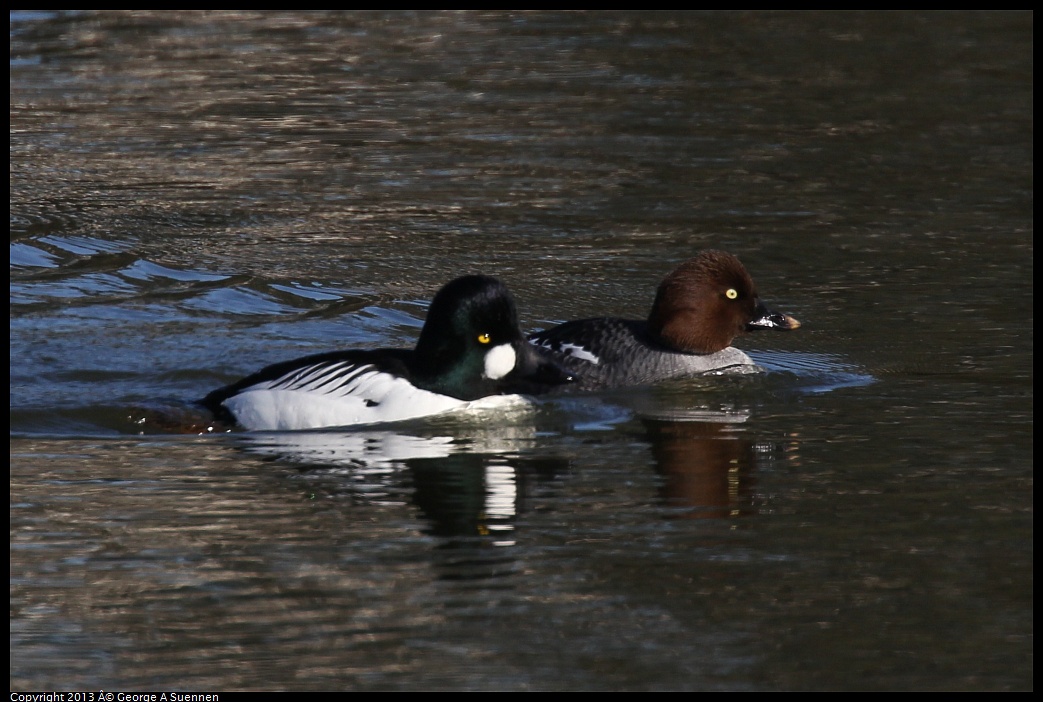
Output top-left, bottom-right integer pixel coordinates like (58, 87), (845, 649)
(223, 368), (467, 431)
(482, 343), (517, 380)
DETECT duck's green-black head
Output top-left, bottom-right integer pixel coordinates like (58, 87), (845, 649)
(413, 275), (573, 399)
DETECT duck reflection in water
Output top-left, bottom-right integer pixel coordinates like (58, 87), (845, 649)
(235, 427), (567, 581)
(642, 414), (794, 519)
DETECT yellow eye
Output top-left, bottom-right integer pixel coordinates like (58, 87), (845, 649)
(725, 288), (739, 300)
(477, 333), (491, 344)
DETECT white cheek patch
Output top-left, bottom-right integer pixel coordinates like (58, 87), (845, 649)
(483, 343), (517, 380)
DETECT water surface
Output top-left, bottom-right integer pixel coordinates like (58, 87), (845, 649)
(10, 11), (1032, 691)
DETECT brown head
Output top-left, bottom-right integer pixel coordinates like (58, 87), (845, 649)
(646, 250), (800, 354)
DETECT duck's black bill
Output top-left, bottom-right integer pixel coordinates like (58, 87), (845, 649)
(747, 302), (801, 332)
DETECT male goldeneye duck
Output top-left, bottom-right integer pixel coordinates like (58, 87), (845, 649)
(529, 250), (800, 390)
(202, 275), (574, 431)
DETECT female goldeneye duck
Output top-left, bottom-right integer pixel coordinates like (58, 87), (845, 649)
(201, 275), (574, 431)
(529, 250), (800, 390)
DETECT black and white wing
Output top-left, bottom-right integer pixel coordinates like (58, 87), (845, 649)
(201, 351), (466, 431)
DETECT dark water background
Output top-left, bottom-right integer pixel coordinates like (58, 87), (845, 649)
(11, 11), (1032, 691)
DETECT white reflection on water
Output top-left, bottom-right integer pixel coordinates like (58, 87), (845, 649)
(231, 421), (540, 545)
